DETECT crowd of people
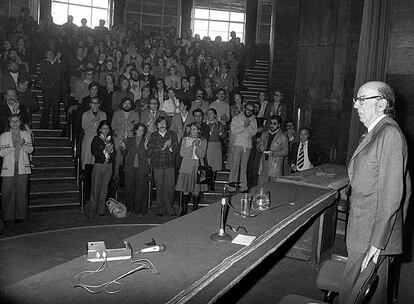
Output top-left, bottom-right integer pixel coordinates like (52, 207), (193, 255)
(0, 10), (328, 223)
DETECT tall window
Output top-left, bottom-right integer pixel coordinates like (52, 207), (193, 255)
(192, 0), (246, 42)
(51, 0), (111, 28)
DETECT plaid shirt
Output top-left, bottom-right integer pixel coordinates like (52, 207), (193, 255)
(147, 130), (178, 169)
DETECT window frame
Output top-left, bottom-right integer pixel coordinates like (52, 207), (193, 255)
(51, 0), (113, 28)
(191, 1), (246, 42)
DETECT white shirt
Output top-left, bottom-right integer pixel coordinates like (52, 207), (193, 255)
(368, 114), (386, 133)
(10, 72), (18, 84)
(296, 140), (313, 171)
(257, 100), (268, 118)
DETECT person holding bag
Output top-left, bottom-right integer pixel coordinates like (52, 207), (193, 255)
(175, 122), (208, 215)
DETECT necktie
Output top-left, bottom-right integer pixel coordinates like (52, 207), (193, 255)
(297, 143), (304, 169)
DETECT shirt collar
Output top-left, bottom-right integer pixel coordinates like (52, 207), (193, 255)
(368, 114), (386, 132)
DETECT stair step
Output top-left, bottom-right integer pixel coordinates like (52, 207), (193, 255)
(31, 155), (74, 167)
(32, 113), (66, 120)
(35, 137), (70, 146)
(33, 129), (64, 137)
(29, 193), (79, 210)
(31, 121), (67, 128)
(255, 60), (269, 63)
(30, 179), (78, 192)
(34, 146), (72, 155)
(31, 166), (75, 178)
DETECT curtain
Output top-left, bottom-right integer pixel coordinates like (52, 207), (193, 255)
(346, 0), (390, 162)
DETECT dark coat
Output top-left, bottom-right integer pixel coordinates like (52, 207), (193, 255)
(122, 137), (149, 174)
(288, 140), (327, 168)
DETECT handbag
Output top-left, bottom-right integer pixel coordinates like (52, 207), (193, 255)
(106, 198), (127, 218)
(197, 157), (212, 184)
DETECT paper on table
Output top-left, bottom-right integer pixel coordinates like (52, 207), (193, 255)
(232, 234), (256, 246)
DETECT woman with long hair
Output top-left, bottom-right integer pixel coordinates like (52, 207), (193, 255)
(0, 114), (33, 223)
(87, 120), (115, 217)
(121, 123), (150, 216)
(175, 122), (208, 215)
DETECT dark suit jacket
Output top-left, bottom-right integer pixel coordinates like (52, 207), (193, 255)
(263, 101), (288, 129)
(288, 140), (327, 168)
(0, 72), (19, 93)
(347, 116), (411, 255)
(0, 102), (29, 134)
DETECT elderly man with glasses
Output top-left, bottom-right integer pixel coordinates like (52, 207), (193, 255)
(339, 81), (411, 304)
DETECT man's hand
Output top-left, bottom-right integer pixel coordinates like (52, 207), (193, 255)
(244, 118), (250, 128)
(361, 245), (380, 273)
(12, 102), (20, 114)
(291, 164), (297, 172)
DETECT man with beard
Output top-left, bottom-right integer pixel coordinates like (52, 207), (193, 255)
(111, 96), (139, 177)
(257, 115), (288, 185)
(141, 98), (167, 135)
(228, 102), (257, 192)
(129, 69), (141, 103)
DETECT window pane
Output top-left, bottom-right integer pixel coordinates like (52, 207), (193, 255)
(194, 30), (208, 39)
(91, 8), (108, 28)
(230, 12), (245, 22)
(209, 31), (229, 41)
(209, 21), (228, 31)
(69, 0), (91, 6)
(194, 19), (208, 31)
(69, 5), (91, 26)
(194, 8), (209, 19)
(52, 2), (68, 25)
(229, 23), (244, 33)
(209, 10), (229, 21)
(92, 0), (108, 8)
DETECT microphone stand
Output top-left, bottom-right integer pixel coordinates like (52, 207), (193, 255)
(210, 184), (233, 243)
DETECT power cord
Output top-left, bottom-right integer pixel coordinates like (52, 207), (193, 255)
(71, 258), (159, 294)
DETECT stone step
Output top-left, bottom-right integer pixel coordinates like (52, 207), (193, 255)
(31, 121), (67, 128)
(32, 113), (66, 121)
(30, 179), (78, 193)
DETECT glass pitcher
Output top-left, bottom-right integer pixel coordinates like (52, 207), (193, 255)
(252, 187), (271, 211)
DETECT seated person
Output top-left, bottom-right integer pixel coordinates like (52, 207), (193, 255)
(288, 127), (327, 172)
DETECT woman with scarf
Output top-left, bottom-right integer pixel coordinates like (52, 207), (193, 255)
(206, 108), (225, 191)
(175, 122), (207, 215)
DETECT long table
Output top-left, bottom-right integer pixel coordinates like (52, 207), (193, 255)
(2, 182), (336, 304)
(277, 164), (349, 264)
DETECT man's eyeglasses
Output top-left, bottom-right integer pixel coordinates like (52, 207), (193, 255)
(353, 95), (384, 106)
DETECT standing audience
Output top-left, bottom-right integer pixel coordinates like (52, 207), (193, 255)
(0, 114), (33, 223)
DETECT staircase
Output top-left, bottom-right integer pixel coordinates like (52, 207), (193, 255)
(28, 69), (79, 210)
(201, 59), (270, 206)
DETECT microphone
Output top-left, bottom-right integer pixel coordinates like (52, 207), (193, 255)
(226, 181), (242, 188)
(139, 245), (166, 253)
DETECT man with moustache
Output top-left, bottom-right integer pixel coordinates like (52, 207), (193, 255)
(111, 97), (139, 177)
(257, 115), (288, 185)
(228, 102), (257, 192)
(339, 81), (411, 304)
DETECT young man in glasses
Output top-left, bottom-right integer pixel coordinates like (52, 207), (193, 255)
(339, 81), (411, 304)
(257, 115), (288, 185)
